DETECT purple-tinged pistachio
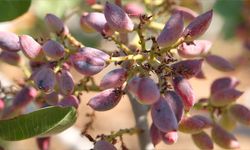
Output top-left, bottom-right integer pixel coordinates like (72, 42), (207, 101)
(211, 124), (240, 149)
(33, 67), (56, 93)
(88, 88), (122, 111)
(78, 47), (110, 61)
(12, 86), (38, 110)
(0, 31), (20, 52)
(42, 40), (65, 60)
(171, 6), (198, 22)
(0, 99), (4, 111)
(195, 70), (206, 79)
(80, 12), (114, 36)
(36, 137), (50, 150)
(100, 68), (127, 90)
(57, 70), (74, 95)
(128, 77), (160, 105)
(219, 110), (236, 131)
(164, 91), (184, 123)
(210, 88), (243, 107)
(151, 96), (178, 132)
(94, 140), (117, 150)
(205, 54), (234, 72)
(157, 13), (184, 47)
(127, 76), (141, 95)
(58, 95), (79, 108)
(124, 3), (144, 17)
(45, 14), (69, 36)
(178, 115), (212, 134)
(104, 2), (134, 32)
(172, 76), (195, 111)
(70, 47), (109, 76)
(80, 13), (96, 33)
(229, 104), (250, 126)
(0, 51), (21, 66)
(182, 10), (213, 41)
(210, 76), (239, 95)
(135, 77), (160, 105)
(161, 131), (178, 145)
(19, 35), (42, 59)
(45, 92), (59, 106)
(150, 123), (162, 146)
(171, 59), (203, 79)
(192, 131), (213, 150)
(178, 40), (212, 58)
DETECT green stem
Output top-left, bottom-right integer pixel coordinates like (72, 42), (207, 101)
(109, 54), (145, 62)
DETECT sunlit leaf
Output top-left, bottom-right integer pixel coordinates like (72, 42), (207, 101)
(0, 106), (77, 141)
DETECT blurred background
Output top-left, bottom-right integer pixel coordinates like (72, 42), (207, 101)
(1, 0), (250, 149)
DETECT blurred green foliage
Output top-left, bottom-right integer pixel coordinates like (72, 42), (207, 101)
(214, 0), (243, 39)
(0, 0), (31, 22)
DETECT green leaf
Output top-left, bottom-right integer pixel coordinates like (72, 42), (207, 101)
(0, 106), (77, 141)
(0, 0), (31, 22)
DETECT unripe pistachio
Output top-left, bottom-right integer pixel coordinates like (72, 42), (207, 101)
(205, 54), (234, 72)
(124, 3), (144, 17)
(45, 92), (59, 106)
(172, 76), (195, 111)
(80, 12), (114, 36)
(136, 77), (160, 105)
(127, 76), (141, 95)
(0, 99), (5, 111)
(78, 47), (110, 61)
(210, 76), (239, 95)
(88, 88), (122, 111)
(128, 77), (160, 105)
(150, 123), (162, 146)
(161, 131), (178, 145)
(100, 68), (127, 90)
(0, 51), (21, 66)
(229, 104), (250, 126)
(151, 96), (178, 132)
(171, 6), (198, 22)
(192, 131), (213, 150)
(178, 40), (212, 58)
(219, 110), (236, 131)
(182, 10), (213, 41)
(178, 115), (212, 134)
(164, 91), (184, 123)
(33, 67), (56, 93)
(70, 47), (109, 76)
(94, 140), (117, 150)
(171, 59), (203, 79)
(104, 2), (134, 32)
(0, 31), (20, 52)
(211, 124), (240, 149)
(157, 13), (184, 47)
(210, 88), (243, 107)
(12, 86), (38, 110)
(57, 70), (74, 95)
(42, 40), (65, 60)
(19, 35), (42, 59)
(58, 95), (79, 109)
(45, 14), (69, 36)
(36, 137), (50, 150)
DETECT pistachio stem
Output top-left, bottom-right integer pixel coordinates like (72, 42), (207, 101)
(109, 54), (145, 62)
